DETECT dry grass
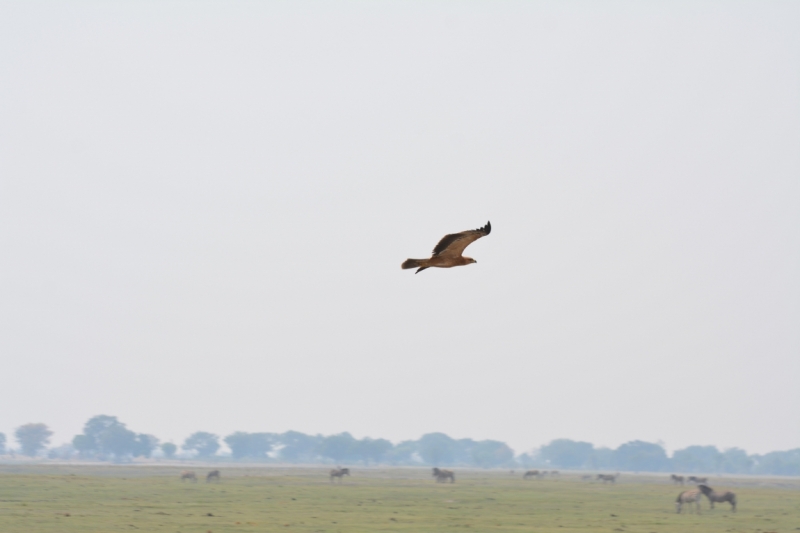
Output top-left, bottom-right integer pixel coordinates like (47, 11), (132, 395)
(0, 465), (798, 532)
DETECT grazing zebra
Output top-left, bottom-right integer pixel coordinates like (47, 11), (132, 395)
(180, 470), (197, 482)
(206, 470), (221, 483)
(432, 467), (455, 483)
(330, 467), (350, 483)
(688, 476), (708, 484)
(523, 470), (541, 479)
(671, 474), (685, 485)
(675, 489), (702, 514)
(698, 484), (737, 512)
(597, 473), (619, 484)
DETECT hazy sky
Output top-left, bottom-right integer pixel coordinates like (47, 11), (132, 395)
(1, 1), (798, 456)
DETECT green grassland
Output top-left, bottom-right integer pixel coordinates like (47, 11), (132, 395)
(0, 465), (798, 533)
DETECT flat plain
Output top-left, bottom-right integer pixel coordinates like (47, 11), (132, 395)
(0, 465), (798, 533)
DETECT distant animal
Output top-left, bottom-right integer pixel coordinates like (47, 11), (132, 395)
(675, 489), (702, 514)
(549, 470), (560, 477)
(581, 475), (593, 481)
(688, 476), (708, 484)
(206, 470), (220, 483)
(597, 473), (619, 484)
(698, 484), (737, 512)
(671, 474), (685, 485)
(523, 470), (541, 479)
(180, 470), (197, 482)
(402, 221), (491, 274)
(432, 467), (455, 483)
(329, 467), (350, 483)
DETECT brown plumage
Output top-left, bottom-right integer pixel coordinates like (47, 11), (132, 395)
(402, 221), (491, 274)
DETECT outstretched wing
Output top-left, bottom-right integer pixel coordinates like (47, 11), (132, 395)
(432, 221), (491, 259)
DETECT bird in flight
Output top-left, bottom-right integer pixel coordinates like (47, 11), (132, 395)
(401, 221), (491, 274)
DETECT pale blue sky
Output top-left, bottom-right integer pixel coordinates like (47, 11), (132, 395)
(1, 1), (798, 455)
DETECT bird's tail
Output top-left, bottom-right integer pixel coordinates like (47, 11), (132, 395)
(402, 259), (430, 274)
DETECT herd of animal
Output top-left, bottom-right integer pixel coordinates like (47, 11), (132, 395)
(671, 474), (708, 485)
(525, 470), (617, 483)
(522, 469), (560, 479)
(669, 473), (737, 513)
(177, 467), (737, 513)
(180, 469), (220, 483)
(673, 480), (737, 514)
(675, 483), (737, 514)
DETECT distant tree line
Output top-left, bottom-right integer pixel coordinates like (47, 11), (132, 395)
(2, 417), (798, 476)
(527, 439), (800, 476)
(178, 430), (515, 469)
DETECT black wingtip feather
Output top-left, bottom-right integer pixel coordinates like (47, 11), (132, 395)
(430, 221), (492, 256)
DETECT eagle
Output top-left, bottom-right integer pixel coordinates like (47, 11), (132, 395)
(401, 221), (491, 274)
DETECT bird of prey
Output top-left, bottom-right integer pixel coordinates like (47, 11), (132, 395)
(401, 221), (491, 274)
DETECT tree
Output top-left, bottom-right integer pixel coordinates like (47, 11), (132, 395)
(97, 425), (138, 460)
(720, 447), (752, 474)
(418, 433), (456, 466)
(672, 445), (722, 473)
(15, 423), (53, 457)
(453, 439), (478, 465)
(385, 440), (418, 465)
(161, 442), (177, 459)
(84, 415), (125, 445)
(471, 440), (515, 468)
(224, 432), (274, 459)
(0, 433), (6, 455)
(183, 432), (220, 458)
(613, 441), (669, 472)
(357, 437), (393, 465)
(753, 449), (800, 476)
(517, 452), (539, 469)
(317, 432), (357, 463)
(72, 415), (156, 461)
(73, 415), (127, 458)
(276, 431), (322, 463)
(539, 439), (594, 469)
(589, 447), (614, 470)
(72, 434), (95, 457)
(133, 434), (159, 458)
(48, 443), (76, 459)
